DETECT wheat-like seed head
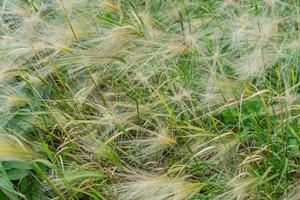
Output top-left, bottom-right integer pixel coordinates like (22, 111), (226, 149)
(0, 134), (40, 161)
(115, 170), (202, 200)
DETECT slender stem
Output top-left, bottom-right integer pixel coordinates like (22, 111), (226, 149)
(58, 0), (77, 40)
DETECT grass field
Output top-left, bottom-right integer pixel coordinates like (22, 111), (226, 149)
(0, 0), (300, 199)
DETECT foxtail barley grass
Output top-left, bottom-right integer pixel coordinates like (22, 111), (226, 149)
(0, 0), (300, 199)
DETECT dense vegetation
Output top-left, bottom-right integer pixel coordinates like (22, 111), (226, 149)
(0, 0), (300, 199)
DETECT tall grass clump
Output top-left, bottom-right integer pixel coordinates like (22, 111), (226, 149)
(0, 0), (299, 199)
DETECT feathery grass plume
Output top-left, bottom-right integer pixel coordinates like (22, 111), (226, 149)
(215, 173), (260, 200)
(105, 25), (141, 46)
(251, 17), (280, 46)
(0, 60), (18, 82)
(200, 71), (237, 107)
(79, 133), (121, 165)
(100, 0), (121, 14)
(137, 12), (161, 40)
(189, 131), (239, 163)
(0, 134), (40, 161)
(134, 71), (151, 84)
(100, 104), (139, 126)
(227, 13), (253, 48)
(2, 0), (43, 27)
(115, 170), (202, 200)
(0, 85), (28, 113)
(73, 83), (95, 107)
(46, 167), (105, 193)
(238, 146), (268, 168)
(130, 126), (177, 157)
(169, 85), (193, 103)
(222, 7), (280, 49)
(234, 47), (280, 79)
(165, 40), (193, 55)
(0, 35), (44, 60)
